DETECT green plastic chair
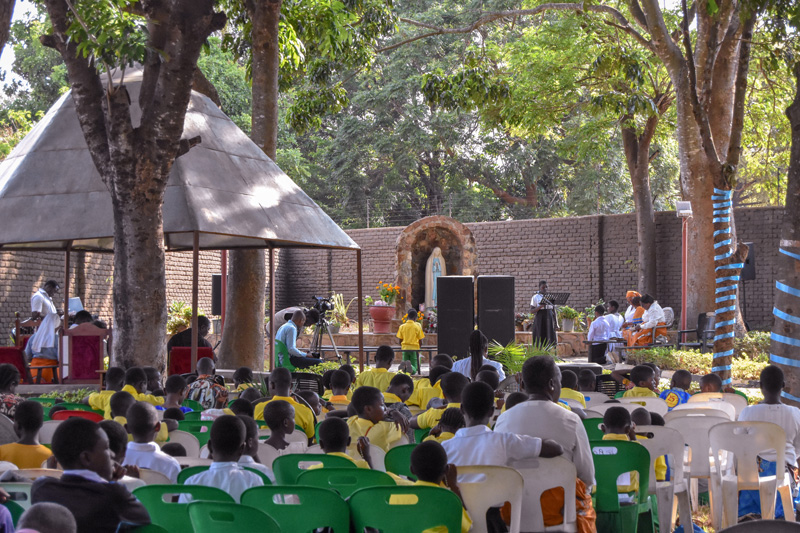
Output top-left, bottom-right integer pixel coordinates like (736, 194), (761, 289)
(3, 500), (24, 526)
(591, 439), (654, 533)
(272, 454), (357, 485)
(177, 465), (272, 485)
(297, 467), (396, 499)
(414, 428), (431, 443)
(128, 525), (169, 533)
(582, 418), (604, 441)
(181, 398), (203, 412)
(27, 397), (57, 409)
(615, 390), (626, 399)
(133, 485), (234, 532)
(187, 501), (280, 533)
(182, 411), (203, 421)
(349, 485), (463, 533)
(384, 443), (418, 480)
(241, 485), (350, 533)
(177, 421), (213, 447)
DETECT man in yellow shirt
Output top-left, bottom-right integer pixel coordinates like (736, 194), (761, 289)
(120, 367), (165, 409)
(86, 367), (126, 419)
(347, 386), (408, 452)
(622, 365), (658, 398)
(411, 372), (468, 430)
(396, 310), (425, 374)
(254, 367), (316, 443)
(355, 346), (397, 391)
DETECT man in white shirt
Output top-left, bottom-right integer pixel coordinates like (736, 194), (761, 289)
(122, 403), (181, 483)
(30, 280), (59, 320)
(25, 280), (61, 365)
(587, 305), (611, 364)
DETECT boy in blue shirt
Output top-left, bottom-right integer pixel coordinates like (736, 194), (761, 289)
(659, 369), (692, 411)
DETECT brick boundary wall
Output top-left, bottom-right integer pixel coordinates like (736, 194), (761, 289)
(0, 206), (781, 344)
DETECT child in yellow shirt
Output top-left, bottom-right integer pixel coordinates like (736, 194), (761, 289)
(0, 400), (52, 469)
(622, 365), (658, 398)
(86, 367), (126, 419)
(396, 310), (425, 374)
(601, 406), (641, 501)
(328, 370), (352, 406)
(347, 386), (408, 452)
(411, 372), (468, 430)
(424, 407), (465, 444)
(559, 370), (586, 407)
(317, 417), (373, 469)
(355, 346), (396, 391)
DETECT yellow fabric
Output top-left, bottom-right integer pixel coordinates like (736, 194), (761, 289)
(396, 320), (425, 350)
(355, 368), (396, 392)
(635, 435), (667, 481)
(254, 396), (316, 438)
(88, 390), (115, 419)
(29, 358), (56, 383)
(113, 416), (169, 443)
(416, 403), (460, 430)
(602, 434), (639, 493)
(423, 432), (455, 444)
(383, 392), (403, 405)
(407, 380), (444, 410)
(236, 383), (259, 391)
(329, 395), (350, 405)
(347, 416), (403, 452)
(623, 387), (658, 398)
(560, 388), (586, 408)
(121, 385), (165, 407)
(0, 442), (52, 469)
(323, 389), (353, 402)
(406, 378), (431, 407)
(391, 480), (471, 533)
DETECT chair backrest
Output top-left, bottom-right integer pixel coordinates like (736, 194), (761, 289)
(688, 392), (748, 417)
(177, 420), (212, 447)
(582, 418), (604, 442)
(182, 410), (203, 421)
(457, 465), (524, 533)
(291, 372), (325, 396)
(177, 465), (210, 485)
(709, 421), (787, 487)
(666, 415), (729, 478)
(181, 398), (204, 412)
(272, 453), (357, 484)
(672, 401), (735, 420)
(583, 409), (603, 418)
(258, 442), (281, 467)
(591, 440), (651, 512)
(51, 410), (104, 422)
(39, 420), (62, 445)
(187, 501), (280, 533)
(663, 307), (675, 328)
(584, 392), (611, 408)
(240, 485), (350, 533)
(618, 397), (669, 416)
(297, 467), (396, 499)
(562, 398), (584, 410)
(57, 403), (100, 413)
(349, 485), (463, 533)
(133, 485), (235, 532)
(14, 314), (41, 350)
(175, 457), (213, 469)
(0, 348), (30, 384)
(384, 444), (418, 480)
(585, 402), (642, 416)
(634, 425), (687, 492)
(168, 347), (214, 376)
(138, 468), (172, 485)
(0, 482), (32, 510)
(665, 408), (733, 423)
(166, 430), (201, 458)
(15, 469), (63, 481)
(3, 500), (24, 527)
(515, 456), (577, 532)
(717, 519), (800, 532)
(61, 322), (109, 382)
(344, 443), (386, 472)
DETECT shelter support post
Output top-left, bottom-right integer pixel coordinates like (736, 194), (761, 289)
(269, 246), (275, 371)
(221, 250), (227, 331)
(64, 243), (71, 328)
(191, 231), (199, 372)
(357, 249), (364, 372)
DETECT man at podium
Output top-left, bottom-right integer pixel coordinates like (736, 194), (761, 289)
(530, 280), (557, 348)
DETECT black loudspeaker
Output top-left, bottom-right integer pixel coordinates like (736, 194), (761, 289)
(211, 274), (222, 316)
(437, 276), (475, 360)
(741, 242), (756, 281)
(477, 276), (515, 347)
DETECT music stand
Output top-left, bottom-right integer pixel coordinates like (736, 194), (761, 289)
(542, 292), (570, 306)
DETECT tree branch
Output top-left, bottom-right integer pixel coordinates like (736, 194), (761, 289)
(639, 0), (684, 70)
(723, 13), (756, 184)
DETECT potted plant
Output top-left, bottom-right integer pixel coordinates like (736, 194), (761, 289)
(369, 281), (400, 334)
(557, 306), (580, 332)
(330, 293), (355, 333)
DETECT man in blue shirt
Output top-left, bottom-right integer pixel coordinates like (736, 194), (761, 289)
(275, 310), (320, 370)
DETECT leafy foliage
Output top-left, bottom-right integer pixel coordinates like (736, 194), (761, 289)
(628, 346), (767, 381)
(488, 339), (559, 375)
(38, 388), (95, 403)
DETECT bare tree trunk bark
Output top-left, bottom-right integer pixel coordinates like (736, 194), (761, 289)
(770, 62), (800, 405)
(0, 0), (15, 60)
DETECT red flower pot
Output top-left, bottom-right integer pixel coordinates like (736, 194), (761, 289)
(369, 305), (395, 334)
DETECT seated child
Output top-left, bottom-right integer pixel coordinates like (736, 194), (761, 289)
(318, 417), (373, 469)
(296, 390), (323, 417)
(239, 386), (263, 404)
(397, 309), (425, 374)
(87, 367), (125, 418)
(0, 400), (53, 468)
(162, 407), (185, 422)
(737, 365), (800, 519)
(408, 441), (472, 533)
(347, 386), (407, 452)
(262, 400), (296, 452)
(411, 372), (468, 430)
(660, 369), (692, 411)
(160, 443), (187, 457)
(475, 370), (500, 392)
(328, 370), (353, 405)
(237, 415), (275, 481)
(699, 372), (748, 401)
(425, 407), (465, 443)
(502, 391), (528, 412)
(355, 346), (396, 391)
(99, 420), (144, 492)
(406, 355), (452, 408)
(385, 373), (415, 442)
(112, 391), (171, 443)
(630, 408), (666, 482)
(181, 415), (264, 503)
(644, 363), (662, 393)
(18, 502), (77, 533)
(622, 365), (658, 398)
(230, 398), (255, 417)
(254, 368), (316, 443)
(559, 370), (586, 408)
(578, 369), (597, 392)
(155, 375), (191, 413)
(233, 367), (258, 391)
(601, 406), (641, 502)
(122, 402), (181, 483)
(321, 369), (336, 401)
(31, 417), (151, 532)
(143, 367), (163, 395)
(121, 367), (165, 407)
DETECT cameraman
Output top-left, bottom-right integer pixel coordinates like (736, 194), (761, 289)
(271, 306), (320, 334)
(275, 310), (320, 370)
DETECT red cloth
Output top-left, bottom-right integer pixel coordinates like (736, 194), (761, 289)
(0, 348), (28, 383)
(71, 336), (102, 381)
(168, 347), (214, 376)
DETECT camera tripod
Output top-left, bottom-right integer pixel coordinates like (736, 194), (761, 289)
(308, 317), (342, 363)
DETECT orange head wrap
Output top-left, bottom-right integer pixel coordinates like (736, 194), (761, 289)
(626, 291), (641, 299)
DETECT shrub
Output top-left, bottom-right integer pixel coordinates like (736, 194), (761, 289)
(734, 331), (770, 362)
(38, 388), (94, 403)
(628, 347), (766, 382)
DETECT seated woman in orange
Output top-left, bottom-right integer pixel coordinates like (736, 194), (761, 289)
(629, 294), (667, 346)
(621, 295), (644, 345)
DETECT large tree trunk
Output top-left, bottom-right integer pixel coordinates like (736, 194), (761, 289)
(0, 0), (15, 60)
(218, 0), (281, 370)
(770, 62), (800, 405)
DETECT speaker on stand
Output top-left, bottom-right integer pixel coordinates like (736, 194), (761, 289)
(211, 274), (222, 316)
(477, 276), (515, 347)
(436, 276), (475, 360)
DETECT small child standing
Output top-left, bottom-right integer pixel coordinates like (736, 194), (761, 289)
(408, 441), (472, 533)
(347, 386), (408, 452)
(262, 400), (297, 452)
(559, 370), (586, 408)
(318, 417), (373, 469)
(122, 402), (181, 483)
(424, 407), (465, 443)
(355, 346), (397, 391)
(181, 415), (264, 502)
(659, 369), (692, 411)
(622, 365), (658, 398)
(0, 400), (53, 468)
(397, 309), (425, 374)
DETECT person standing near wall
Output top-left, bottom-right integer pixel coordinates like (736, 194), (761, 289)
(25, 280), (61, 382)
(530, 280), (557, 348)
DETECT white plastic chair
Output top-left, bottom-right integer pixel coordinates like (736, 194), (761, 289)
(458, 466), (524, 533)
(688, 392), (749, 417)
(514, 456), (578, 532)
(584, 392), (611, 409)
(667, 415), (729, 523)
(286, 431), (311, 445)
(584, 402), (642, 416)
(618, 397), (669, 416)
(709, 421), (795, 528)
(15, 469), (63, 481)
(583, 409), (603, 419)
(138, 468), (172, 485)
(259, 442), (281, 467)
(635, 425), (692, 532)
(562, 398), (585, 410)
(0, 482), (32, 510)
(199, 444), (209, 458)
(672, 401), (736, 420)
(164, 430), (201, 458)
(345, 444), (386, 472)
(39, 420), (62, 445)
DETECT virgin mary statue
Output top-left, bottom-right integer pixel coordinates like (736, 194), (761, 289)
(424, 247), (446, 309)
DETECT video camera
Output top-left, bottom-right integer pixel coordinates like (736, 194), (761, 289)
(312, 295), (334, 315)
